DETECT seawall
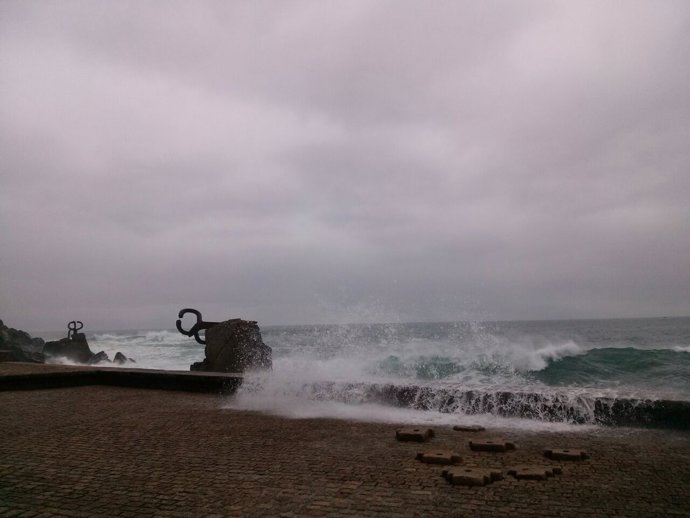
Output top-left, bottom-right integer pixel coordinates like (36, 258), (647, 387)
(0, 362), (242, 394)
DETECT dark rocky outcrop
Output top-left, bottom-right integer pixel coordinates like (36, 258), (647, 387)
(1, 318), (136, 366)
(190, 319), (271, 373)
(88, 351), (110, 365)
(113, 351), (135, 364)
(0, 319), (45, 363)
(43, 332), (94, 363)
(42, 334), (134, 366)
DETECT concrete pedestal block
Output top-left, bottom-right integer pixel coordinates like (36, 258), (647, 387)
(469, 439), (516, 452)
(442, 467), (503, 486)
(395, 428), (434, 442)
(507, 466), (563, 480)
(415, 450), (462, 465)
(544, 448), (588, 460)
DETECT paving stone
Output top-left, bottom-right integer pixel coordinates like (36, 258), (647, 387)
(395, 428), (434, 442)
(415, 450), (462, 465)
(507, 466), (563, 481)
(442, 467), (503, 486)
(1, 364), (689, 518)
(468, 439), (516, 452)
(452, 425), (485, 432)
(544, 448), (588, 461)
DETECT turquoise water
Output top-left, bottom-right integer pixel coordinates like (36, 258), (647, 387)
(262, 318), (690, 398)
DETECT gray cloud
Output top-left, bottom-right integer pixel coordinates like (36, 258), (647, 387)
(1, 0), (689, 331)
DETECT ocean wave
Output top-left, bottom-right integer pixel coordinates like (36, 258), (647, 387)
(506, 339), (584, 371)
(534, 347), (690, 391)
(93, 329), (183, 344)
(363, 338), (585, 384)
(140, 330), (186, 343)
(87, 329), (202, 370)
(230, 376), (690, 430)
(87, 323), (690, 396)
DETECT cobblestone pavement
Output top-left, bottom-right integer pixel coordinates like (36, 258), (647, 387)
(1, 384), (689, 517)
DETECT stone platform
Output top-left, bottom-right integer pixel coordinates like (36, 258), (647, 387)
(1, 364), (689, 517)
(0, 362), (242, 394)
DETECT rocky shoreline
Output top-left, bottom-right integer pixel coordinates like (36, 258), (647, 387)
(0, 319), (46, 363)
(1, 315), (272, 373)
(0, 319), (133, 366)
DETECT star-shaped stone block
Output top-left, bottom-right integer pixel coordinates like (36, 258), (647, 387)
(469, 438), (516, 452)
(442, 467), (503, 486)
(543, 448), (588, 460)
(395, 428), (434, 442)
(415, 450), (462, 465)
(507, 465), (563, 481)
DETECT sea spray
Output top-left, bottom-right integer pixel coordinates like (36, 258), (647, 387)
(88, 329), (200, 370)
(81, 317), (690, 428)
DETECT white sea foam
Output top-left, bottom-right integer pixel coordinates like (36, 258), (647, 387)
(509, 340), (584, 371)
(86, 330), (202, 370)
(266, 337), (581, 390)
(224, 398), (595, 432)
(224, 372), (595, 432)
(53, 319), (690, 427)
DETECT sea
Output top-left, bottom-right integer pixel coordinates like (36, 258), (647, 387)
(44, 317), (690, 431)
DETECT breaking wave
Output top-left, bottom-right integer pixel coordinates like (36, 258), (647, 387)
(80, 318), (690, 429)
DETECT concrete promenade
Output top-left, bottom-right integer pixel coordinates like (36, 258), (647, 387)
(1, 363), (689, 517)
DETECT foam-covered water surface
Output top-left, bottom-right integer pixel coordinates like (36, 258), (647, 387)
(75, 317), (690, 428)
(234, 318), (690, 429)
(48, 329), (202, 370)
(224, 385), (595, 433)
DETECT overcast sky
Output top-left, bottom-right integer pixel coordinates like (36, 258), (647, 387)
(1, 1), (689, 331)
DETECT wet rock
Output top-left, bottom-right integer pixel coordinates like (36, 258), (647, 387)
(0, 319), (45, 363)
(190, 319), (272, 373)
(113, 352), (135, 364)
(43, 333), (94, 363)
(88, 351), (111, 364)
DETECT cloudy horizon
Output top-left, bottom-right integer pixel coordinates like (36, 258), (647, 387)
(1, 1), (689, 332)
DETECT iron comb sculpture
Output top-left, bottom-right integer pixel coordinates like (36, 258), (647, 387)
(67, 320), (84, 340)
(176, 308), (220, 345)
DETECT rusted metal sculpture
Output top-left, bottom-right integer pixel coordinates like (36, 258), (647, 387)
(67, 320), (84, 340)
(177, 308), (270, 372)
(176, 308), (220, 345)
